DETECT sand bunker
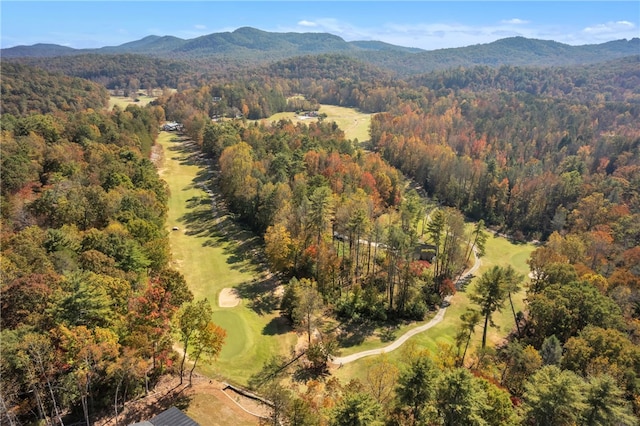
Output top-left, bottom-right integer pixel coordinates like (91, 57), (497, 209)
(219, 288), (241, 308)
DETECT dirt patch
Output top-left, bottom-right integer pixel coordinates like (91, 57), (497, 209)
(222, 386), (271, 419)
(95, 374), (260, 426)
(219, 287), (241, 308)
(273, 284), (284, 298)
(150, 142), (164, 168)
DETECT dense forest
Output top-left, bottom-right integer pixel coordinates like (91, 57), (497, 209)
(2, 36), (639, 425)
(0, 62), (109, 116)
(8, 54), (195, 93)
(0, 64), (226, 425)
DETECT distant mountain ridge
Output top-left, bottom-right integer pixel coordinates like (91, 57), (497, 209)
(2, 27), (638, 75)
(2, 27), (400, 58)
(359, 36), (640, 76)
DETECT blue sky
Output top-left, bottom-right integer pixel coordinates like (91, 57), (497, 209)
(1, 1), (639, 51)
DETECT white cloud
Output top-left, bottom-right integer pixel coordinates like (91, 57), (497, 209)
(283, 18), (369, 41)
(279, 17), (549, 50)
(194, 24), (207, 30)
(583, 20), (636, 34)
(298, 20), (317, 28)
(501, 18), (530, 25)
(579, 20), (638, 43)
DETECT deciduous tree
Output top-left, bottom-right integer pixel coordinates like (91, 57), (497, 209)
(174, 299), (213, 384)
(188, 322), (226, 385)
(522, 365), (586, 426)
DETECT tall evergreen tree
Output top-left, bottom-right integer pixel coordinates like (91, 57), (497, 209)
(436, 368), (488, 426)
(582, 375), (638, 426)
(395, 354), (438, 425)
(469, 266), (509, 348)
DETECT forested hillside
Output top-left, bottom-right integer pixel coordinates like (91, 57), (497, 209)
(4, 28), (638, 77)
(0, 62), (109, 115)
(7, 54), (194, 92)
(0, 67), (226, 425)
(2, 36), (639, 425)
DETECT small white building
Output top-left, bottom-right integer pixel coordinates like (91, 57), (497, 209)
(162, 121), (182, 131)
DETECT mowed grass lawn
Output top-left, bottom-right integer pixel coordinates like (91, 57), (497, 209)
(260, 104), (371, 142)
(333, 232), (535, 383)
(157, 132), (296, 385)
(108, 95), (156, 110)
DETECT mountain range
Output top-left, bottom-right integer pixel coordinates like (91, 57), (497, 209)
(3, 27), (638, 76)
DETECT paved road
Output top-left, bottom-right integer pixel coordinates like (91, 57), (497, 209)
(330, 248), (480, 365)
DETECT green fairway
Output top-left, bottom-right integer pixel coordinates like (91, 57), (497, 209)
(157, 132), (296, 384)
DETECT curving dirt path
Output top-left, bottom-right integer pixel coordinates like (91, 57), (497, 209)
(330, 248), (481, 365)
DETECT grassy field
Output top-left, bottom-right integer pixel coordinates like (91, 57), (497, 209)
(108, 95), (156, 110)
(332, 232), (536, 383)
(157, 132), (296, 385)
(259, 104), (372, 142)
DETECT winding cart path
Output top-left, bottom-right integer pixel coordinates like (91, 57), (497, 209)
(330, 249), (481, 365)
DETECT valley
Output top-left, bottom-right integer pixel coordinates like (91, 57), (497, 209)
(2, 16), (638, 425)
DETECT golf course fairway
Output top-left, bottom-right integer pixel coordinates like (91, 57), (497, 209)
(157, 132), (296, 385)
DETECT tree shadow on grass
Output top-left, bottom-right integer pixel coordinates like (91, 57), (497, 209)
(262, 316), (292, 336)
(166, 137), (208, 168)
(336, 319), (376, 348)
(235, 273), (282, 316)
(292, 365), (330, 383)
(170, 137), (263, 276)
(167, 134), (287, 314)
(180, 195), (224, 241)
(456, 273), (476, 291)
(220, 234), (267, 275)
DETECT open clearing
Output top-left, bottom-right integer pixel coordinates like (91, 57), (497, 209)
(260, 104), (372, 142)
(108, 94), (156, 110)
